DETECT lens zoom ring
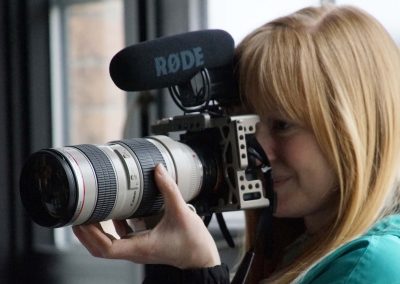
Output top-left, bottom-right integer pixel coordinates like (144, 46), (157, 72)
(74, 144), (117, 223)
(118, 139), (166, 217)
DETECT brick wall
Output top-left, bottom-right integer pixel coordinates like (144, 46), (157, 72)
(66, 0), (125, 144)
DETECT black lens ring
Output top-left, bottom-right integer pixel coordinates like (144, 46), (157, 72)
(73, 144), (117, 223)
(117, 139), (166, 217)
(19, 150), (78, 228)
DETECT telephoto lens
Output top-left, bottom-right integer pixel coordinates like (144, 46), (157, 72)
(20, 136), (204, 228)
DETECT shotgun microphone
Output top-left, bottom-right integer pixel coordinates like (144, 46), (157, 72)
(109, 29), (235, 91)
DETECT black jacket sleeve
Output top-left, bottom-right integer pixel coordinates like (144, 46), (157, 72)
(143, 264), (230, 284)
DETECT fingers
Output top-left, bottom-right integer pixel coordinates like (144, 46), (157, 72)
(71, 164), (201, 267)
(113, 220), (133, 238)
(73, 224), (154, 264)
(73, 223), (115, 258)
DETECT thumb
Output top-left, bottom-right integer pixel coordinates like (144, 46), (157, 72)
(154, 164), (187, 214)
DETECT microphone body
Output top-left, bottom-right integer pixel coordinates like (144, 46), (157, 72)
(109, 29), (235, 91)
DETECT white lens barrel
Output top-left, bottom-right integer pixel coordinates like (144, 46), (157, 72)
(147, 136), (203, 202)
(44, 135), (204, 226)
(98, 144), (143, 220)
(55, 147), (98, 225)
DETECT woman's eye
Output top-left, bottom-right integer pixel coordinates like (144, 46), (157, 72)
(272, 120), (292, 132)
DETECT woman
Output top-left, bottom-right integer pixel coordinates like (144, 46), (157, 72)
(237, 5), (400, 283)
(73, 5), (400, 283)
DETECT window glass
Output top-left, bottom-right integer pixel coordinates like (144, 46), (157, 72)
(207, 0), (321, 44)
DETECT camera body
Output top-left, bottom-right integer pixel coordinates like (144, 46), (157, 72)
(151, 112), (270, 215)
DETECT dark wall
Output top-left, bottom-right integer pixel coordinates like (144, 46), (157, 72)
(0, 0), (53, 282)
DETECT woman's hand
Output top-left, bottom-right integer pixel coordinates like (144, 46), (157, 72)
(72, 164), (221, 269)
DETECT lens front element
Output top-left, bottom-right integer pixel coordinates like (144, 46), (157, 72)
(20, 150), (77, 227)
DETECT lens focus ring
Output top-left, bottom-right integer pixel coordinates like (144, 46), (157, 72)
(118, 139), (166, 217)
(74, 144), (117, 223)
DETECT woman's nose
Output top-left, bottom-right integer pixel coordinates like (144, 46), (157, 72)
(256, 135), (277, 162)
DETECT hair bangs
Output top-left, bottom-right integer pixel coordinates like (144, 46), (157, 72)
(238, 26), (309, 124)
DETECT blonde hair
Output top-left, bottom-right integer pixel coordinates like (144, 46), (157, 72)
(236, 5), (400, 283)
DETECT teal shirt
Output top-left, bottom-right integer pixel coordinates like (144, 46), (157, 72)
(297, 215), (400, 284)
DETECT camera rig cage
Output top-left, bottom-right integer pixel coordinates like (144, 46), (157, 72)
(151, 65), (273, 218)
(152, 113), (271, 214)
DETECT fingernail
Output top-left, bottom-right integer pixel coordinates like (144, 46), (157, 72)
(157, 163), (166, 175)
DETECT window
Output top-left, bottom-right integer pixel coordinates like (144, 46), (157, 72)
(51, 0), (126, 246)
(207, 0), (321, 43)
(51, 0), (125, 149)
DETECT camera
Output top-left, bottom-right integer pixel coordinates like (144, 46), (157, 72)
(19, 30), (272, 228)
